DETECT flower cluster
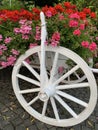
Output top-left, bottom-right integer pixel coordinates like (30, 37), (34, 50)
(0, 2), (98, 68)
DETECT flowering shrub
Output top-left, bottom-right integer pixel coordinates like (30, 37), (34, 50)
(0, 2), (98, 68)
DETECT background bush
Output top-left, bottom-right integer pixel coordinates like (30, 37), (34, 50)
(0, 0), (25, 10)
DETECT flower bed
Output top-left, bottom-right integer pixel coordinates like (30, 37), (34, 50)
(0, 2), (98, 68)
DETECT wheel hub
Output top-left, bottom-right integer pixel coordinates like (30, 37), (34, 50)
(38, 85), (56, 102)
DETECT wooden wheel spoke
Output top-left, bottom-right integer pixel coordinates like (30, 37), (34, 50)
(49, 52), (59, 83)
(50, 97), (60, 120)
(54, 94), (78, 118)
(42, 101), (48, 116)
(16, 74), (40, 86)
(56, 82), (89, 90)
(73, 71), (81, 79)
(27, 96), (39, 106)
(19, 88), (40, 94)
(53, 65), (79, 86)
(22, 61), (40, 81)
(56, 90), (88, 107)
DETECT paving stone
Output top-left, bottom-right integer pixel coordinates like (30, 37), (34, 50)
(23, 118), (32, 127)
(11, 118), (23, 126)
(95, 124), (98, 130)
(45, 123), (53, 129)
(0, 103), (5, 109)
(19, 111), (30, 120)
(81, 126), (91, 130)
(3, 124), (14, 130)
(28, 125), (38, 130)
(49, 127), (57, 130)
(90, 115), (96, 122)
(35, 120), (48, 130)
(57, 127), (66, 130)
(15, 108), (25, 115)
(73, 125), (81, 130)
(16, 124), (26, 130)
(2, 111), (18, 121)
(0, 116), (10, 127)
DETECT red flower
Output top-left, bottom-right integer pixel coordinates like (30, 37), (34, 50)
(32, 8), (40, 14)
(64, 2), (71, 8)
(71, 5), (76, 9)
(54, 4), (64, 13)
(78, 12), (86, 19)
(42, 6), (57, 16)
(89, 42), (97, 51)
(65, 9), (75, 14)
(83, 8), (91, 14)
(32, 8), (40, 20)
(48, 7), (57, 16)
(90, 12), (96, 18)
(73, 29), (81, 36)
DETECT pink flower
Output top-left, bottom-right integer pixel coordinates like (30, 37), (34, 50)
(69, 13), (80, 19)
(0, 45), (7, 50)
(0, 50), (3, 55)
(52, 32), (60, 41)
(35, 35), (41, 40)
(69, 20), (78, 27)
(20, 25), (32, 34)
(73, 29), (81, 36)
(11, 49), (20, 55)
(58, 14), (65, 20)
(35, 26), (41, 40)
(79, 24), (85, 30)
(3, 45), (7, 50)
(89, 42), (97, 51)
(22, 34), (29, 40)
(1, 61), (7, 68)
(14, 28), (21, 34)
(81, 41), (89, 48)
(19, 19), (27, 25)
(0, 34), (3, 41)
(96, 37), (98, 40)
(45, 11), (52, 18)
(7, 55), (16, 66)
(51, 40), (59, 47)
(4, 37), (12, 44)
(44, 41), (48, 45)
(58, 66), (64, 74)
(25, 58), (31, 64)
(29, 43), (38, 48)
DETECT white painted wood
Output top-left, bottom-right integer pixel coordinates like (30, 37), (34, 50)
(19, 88), (40, 94)
(27, 96), (39, 106)
(16, 74), (40, 86)
(42, 101), (48, 116)
(56, 82), (89, 89)
(50, 97), (60, 120)
(56, 90), (88, 107)
(49, 52), (59, 83)
(22, 61), (40, 81)
(54, 94), (78, 118)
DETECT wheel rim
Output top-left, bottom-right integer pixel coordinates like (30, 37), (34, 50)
(12, 46), (97, 127)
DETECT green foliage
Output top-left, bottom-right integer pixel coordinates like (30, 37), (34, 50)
(0, 0), (25, 10)
(23, 1), (35, 11)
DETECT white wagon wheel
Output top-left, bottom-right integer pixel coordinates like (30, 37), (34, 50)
(12, 45), (97, 127)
